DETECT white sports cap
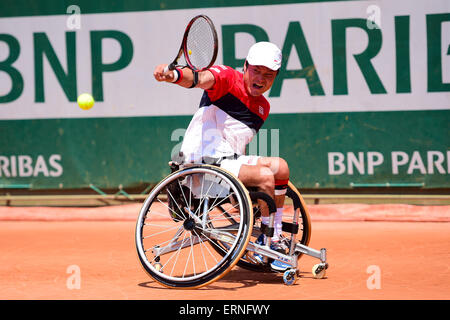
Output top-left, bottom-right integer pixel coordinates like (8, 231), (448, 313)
(246, 42), (282, 71)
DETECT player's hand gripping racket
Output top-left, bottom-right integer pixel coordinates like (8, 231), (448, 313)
(163, 15), (218, 74)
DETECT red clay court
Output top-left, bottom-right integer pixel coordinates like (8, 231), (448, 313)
(1, 203), (448, 300)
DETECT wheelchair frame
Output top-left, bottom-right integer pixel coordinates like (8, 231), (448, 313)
(135, 163), (328, 288)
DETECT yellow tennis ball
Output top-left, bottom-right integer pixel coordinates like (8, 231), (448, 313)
(188, 49), (192, 55)
(77, 93), (95, 110)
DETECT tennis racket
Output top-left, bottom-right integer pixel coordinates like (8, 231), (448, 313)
(163, 15), (218, 74)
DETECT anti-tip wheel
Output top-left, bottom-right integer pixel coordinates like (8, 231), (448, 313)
(283, 269), (298, 286)
(312, 263), (326, 279)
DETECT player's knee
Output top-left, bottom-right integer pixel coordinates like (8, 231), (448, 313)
(266, 157), (289, 179)
(276, 157), (289, 179)
(258, 166), (275, 193)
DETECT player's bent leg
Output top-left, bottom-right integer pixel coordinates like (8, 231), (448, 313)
(238, 164), (275, 199)
(255, 157), (291, 271)
(257, 157), (289, 233)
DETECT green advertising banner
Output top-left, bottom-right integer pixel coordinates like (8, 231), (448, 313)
(0, 0), (449, 190)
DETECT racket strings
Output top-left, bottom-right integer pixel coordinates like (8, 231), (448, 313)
(186, 18), (216, 70)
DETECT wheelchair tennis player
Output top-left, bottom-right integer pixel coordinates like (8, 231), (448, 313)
(153, 42), (291, 271)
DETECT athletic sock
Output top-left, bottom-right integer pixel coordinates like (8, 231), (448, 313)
(274, 208), (284, 241)
(260, 213), (282, 242)
(274, 179), (288, 241)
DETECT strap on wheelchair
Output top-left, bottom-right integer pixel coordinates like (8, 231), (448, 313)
(261, 222), (298, 237)
(261, 221), (299, 236)
(282, 221), (299, 234)
(260, 223), (274, 237)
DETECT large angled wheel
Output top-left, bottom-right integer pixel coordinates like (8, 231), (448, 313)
(135, 165), (253, 289)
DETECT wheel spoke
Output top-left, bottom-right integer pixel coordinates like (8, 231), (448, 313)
(156, 198), (185, 221)
(169, 231), (188, 277)
(192, 229), (211, 270)
(142, 223), (181, 239)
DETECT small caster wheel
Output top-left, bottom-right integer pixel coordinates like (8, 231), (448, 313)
(312, 263), (326, 279)
(154, 262), (163, 273)
(283, 269), (298, 286)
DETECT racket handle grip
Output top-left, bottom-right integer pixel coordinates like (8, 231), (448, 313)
(164, 63), (176, 74)
(164, 63), (180, 83)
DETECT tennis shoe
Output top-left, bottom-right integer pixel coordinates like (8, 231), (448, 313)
(253, 234), (290, 272)
(270, 259), (290, 272)
(253, 234), (266, 264)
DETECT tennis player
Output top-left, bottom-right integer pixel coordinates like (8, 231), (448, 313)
(154, 42), (290, 271)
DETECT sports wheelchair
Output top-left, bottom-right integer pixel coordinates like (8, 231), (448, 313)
(135, 159), (328, 289)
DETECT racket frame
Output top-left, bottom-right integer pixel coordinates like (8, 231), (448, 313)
(165, 14), (218, 73)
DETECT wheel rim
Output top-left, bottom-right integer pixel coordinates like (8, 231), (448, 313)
(135, 166), (252, 287)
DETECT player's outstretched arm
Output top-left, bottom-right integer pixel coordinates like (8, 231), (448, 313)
(153, 64), (215, 90)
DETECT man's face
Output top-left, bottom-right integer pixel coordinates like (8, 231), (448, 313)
(243, 64), (278, 96)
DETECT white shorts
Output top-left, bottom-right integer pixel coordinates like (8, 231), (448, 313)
(220, 155), (260, 178)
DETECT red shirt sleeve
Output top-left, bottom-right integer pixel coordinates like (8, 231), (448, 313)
(206, 65), (238, 101)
